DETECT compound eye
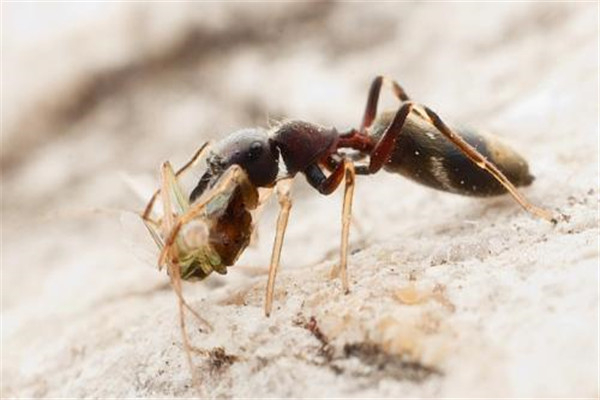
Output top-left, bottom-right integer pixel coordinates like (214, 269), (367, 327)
(247, 141), (264, 161)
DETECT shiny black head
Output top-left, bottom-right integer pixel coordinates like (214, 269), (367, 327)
(189, 128), (280, 202)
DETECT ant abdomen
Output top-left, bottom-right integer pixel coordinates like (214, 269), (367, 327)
(369, 110), (534, 197)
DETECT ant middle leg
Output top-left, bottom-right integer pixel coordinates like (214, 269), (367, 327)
(304, 159), (357, 293)
(304, 157), (347, 195)
(329, 160), (356, 293)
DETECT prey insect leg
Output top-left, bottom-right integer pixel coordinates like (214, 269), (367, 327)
(166, 254), (202, 389)
(158, 162), (214, 331)
(159, 162), (206, 389)
(265, 179), (293, 317)
(142, 142), (212, 220)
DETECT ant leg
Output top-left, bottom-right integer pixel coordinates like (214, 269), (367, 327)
(142, 142), (212, 220)
(420, 106), (556, 222)
(304, 161), (346, 195)
(361, 76), (411, 132)
(305, 159), (356, 292)
(329, 160), (356, 293)
(367, 101), (416, 174)
(337, 77), (413, 154)
(350, 75), (426, 147)
(265, 179), (293, 317)
(360, 102), (555, 222)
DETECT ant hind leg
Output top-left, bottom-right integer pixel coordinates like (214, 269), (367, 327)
(360, 76), (411, 132)
(366, 101), (417, 174)
(420, 106), (556, 222)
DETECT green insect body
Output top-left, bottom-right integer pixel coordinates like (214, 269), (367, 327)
(143, 163), (257, 282)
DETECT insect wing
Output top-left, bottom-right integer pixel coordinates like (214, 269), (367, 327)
(119, 210), (161, 270)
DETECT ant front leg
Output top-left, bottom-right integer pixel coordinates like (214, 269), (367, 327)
(265, 179), (293, 317)
(304, 158), (347, 195)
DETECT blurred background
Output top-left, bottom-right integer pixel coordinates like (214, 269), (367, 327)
(2, 2), (598, 397)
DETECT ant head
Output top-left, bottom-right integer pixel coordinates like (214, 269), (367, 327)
(190, 128), (279, 202)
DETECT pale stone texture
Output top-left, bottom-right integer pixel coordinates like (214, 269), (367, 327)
(2, 2), (598, 398)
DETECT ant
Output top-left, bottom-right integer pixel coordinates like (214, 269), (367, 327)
(141, 76), (555, 384)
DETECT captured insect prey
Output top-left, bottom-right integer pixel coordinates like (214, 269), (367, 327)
(140, 75), (555, 383)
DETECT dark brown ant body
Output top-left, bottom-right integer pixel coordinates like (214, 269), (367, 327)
(179, 76), (552, 308)
(142, 76), (554, 382)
